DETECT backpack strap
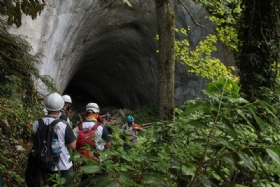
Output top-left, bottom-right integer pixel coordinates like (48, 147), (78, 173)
(37, 118), (61, 128)
(38, 118), (44, 128)
(78, 123), (83, 131)
(49, 119), (61, 128)
(91, 123), (99, 131)
(78, 121), (98, 131)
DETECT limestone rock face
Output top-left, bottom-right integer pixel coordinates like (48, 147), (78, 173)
(9, 0), (230, 109)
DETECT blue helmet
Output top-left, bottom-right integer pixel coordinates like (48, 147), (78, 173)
(127, 115), (134, 122)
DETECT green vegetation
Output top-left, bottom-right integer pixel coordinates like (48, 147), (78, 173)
(69, 78), (280, 187)
(1, 0), (280, 186)
(0, 1), (55, 185)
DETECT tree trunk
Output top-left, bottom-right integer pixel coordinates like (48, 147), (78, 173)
(155, 0), (175, 121)
(237, 0), (277, 101)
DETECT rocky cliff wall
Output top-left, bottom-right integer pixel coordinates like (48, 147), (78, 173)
(9, 0), (231, 109)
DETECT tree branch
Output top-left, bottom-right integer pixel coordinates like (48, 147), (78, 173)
(177, 0), (216, 34)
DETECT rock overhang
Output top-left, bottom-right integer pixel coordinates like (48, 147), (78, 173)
(8, 0), (231, 110)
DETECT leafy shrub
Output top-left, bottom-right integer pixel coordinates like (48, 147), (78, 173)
(72, 78), (280, 187)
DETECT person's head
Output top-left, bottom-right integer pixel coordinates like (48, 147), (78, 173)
(62, 95), (72, 111)
(127, 115), (134, 127)
(86, 103), (100, 119)
(44, 92), (64, 116)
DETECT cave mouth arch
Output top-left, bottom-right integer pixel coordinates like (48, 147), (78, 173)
(9, 1), (218, 112)
(63, 3), (158, 110)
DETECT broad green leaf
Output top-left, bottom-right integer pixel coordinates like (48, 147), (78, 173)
(258, 100), (277, 115)
(119, 171), (134, 182)
(248, 108), (265, 131)
(247, 103), (256, 112)
(213, 167), (230, 185)
(185, 103), (203, 115)
(266, 147), (280, 166)
(94, 176), (115, 187)
(228, 97), (248, 104)
(270, 182), (280, 187)
(141, 170), (167, 186)
(238, 152), (256, 171)
(200, 175), (219, 187)
(120, 181), (138, 186)
(121, 154), (133, 162)
(216, 122), (238, 138)
(181, 164), (196, 176)
(207, 82), (224, 93)
(188, 120), (208, 128)
(215, 136), (236, 150)
(105, 181), (120, 187)
(123, 0), (132, 6)
(80, 165), (100, 174)
(218, 77), (227, 84)
(203, 90), (219, 98)
(192, 138), (207, 143)
(230, 81), (240, 98)
(236, 109), (253, 126)
(205, 104), (219, 113)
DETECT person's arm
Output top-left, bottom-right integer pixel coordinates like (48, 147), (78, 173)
(68, 141), (76, 150)
(72, 126), (78, 133)
(102, 126), (112, 149)
(65, 123), (76, 149)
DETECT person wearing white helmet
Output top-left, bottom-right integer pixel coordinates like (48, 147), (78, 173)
(82, 102), (105, 124)
(33, 92), (76, 186)
(58, 94), (72, 125)
(78, 103), (111, 150)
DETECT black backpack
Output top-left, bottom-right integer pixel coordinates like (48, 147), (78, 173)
(33, 118), (61, 168)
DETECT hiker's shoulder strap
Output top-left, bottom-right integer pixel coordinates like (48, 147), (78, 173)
(50, 119), (61, 127)
(91, 123), (99, 131)
(38, 118), (44, 127)
(78, 122), (83, 131)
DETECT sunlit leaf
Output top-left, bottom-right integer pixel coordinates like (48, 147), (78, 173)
(248, 108), (265, 131)
(188, 120), (208, 128)
(258, 100), (277, 115)
(181, 164), (196, 176)
(236, 109), (253, 126)
(216, 122), (238, 138)
(80, 165), (100, 174)
(121, 154), (133, 162)
(238, 152), (256, 171)
(215, 136), (236, 150)
(200, 175), (219, 187)
(94, 176), (115, 187)
(266, 147), (280, 166)
(141, 170), (167, 186)
(185, 103), (203, 115)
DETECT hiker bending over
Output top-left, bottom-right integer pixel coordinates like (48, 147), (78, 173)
(32, 92), (76, 186)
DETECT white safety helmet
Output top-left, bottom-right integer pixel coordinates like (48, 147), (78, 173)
(62, 95), (72, 103)
(44, 92), (64, 112)
(86, 103), (100, 113)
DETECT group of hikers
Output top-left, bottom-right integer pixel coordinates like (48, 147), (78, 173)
(26, 92), (142, 187)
